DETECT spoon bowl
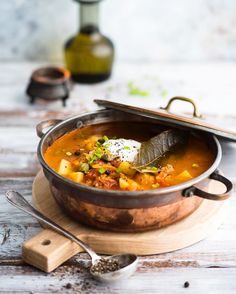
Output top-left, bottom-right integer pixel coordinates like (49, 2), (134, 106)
(5, 190), (138, 282)
(90, 254), (138, 282)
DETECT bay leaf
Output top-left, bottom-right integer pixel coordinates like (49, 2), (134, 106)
(133, 129), (188, 168)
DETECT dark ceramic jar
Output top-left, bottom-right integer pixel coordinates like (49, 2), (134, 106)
(26, 67), (73, 106)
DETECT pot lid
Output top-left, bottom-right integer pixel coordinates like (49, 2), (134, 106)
(94, 97), (236, 142)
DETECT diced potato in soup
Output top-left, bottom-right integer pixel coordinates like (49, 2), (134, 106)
(58, 159), (72, 176)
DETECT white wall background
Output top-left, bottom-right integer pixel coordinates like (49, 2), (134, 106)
(1, 0), (236, 62)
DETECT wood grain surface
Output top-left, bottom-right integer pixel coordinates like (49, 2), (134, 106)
(0, 62), (236, 293)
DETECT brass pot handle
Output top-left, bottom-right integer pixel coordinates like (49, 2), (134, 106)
(161, 96), (202, 118)
(36, 119), (62, 138)
(182, 170), (232, 201)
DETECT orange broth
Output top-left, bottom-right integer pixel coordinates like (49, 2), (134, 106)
(44, 122), (214, 191)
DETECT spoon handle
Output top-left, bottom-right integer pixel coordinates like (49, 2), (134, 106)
(5, 190), (100, 262)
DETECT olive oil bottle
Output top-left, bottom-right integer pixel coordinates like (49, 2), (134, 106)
(64, 0), (114, 83)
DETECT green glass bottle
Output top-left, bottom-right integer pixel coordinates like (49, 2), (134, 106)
(64, 0), (114, 83)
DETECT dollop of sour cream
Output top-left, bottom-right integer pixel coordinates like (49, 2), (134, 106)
(103, 139), (141, 162)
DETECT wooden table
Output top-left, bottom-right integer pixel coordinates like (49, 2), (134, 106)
(0, 62), (236, 293)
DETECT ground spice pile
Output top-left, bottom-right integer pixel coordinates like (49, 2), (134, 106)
(91, 258), (120, 274)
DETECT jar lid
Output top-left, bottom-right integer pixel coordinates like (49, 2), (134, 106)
(94, 97), (236, 142)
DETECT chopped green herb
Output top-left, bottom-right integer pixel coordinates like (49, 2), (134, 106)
(95, 141), (102, 147)
(103, 143), (111, 149)
(123, 146), (131, 150)
(88, 153), (99, 165)
(192, 163), (199, 168)
(98, 167), (106, 174)
(151, 166), (158, 171)
(128, 81), (150, 97)
(90, 148), (103, 161)
(116, 168), (123, 173)
(95, 148), (102, 155)
(106, 85), (114, 92)
(97, 136), (109, 146)
(79, 163), (90, 173)
(160, 89), (168, 98)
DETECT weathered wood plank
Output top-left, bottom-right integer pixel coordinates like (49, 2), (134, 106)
(0, 225), (41, 259)
(0, 126), (40, 176)
(1, 266), (236, 293)
(0, 127), (38, 152)
(0, 62), (236, 117)
(220, 140), (236, 176)
(0, 177), (36, 226)
(0, 110), (69, 127)
(0, 153), (40, 177)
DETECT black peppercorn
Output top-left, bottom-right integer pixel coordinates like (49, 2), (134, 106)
(65, 283), (72, 289)
(105, 170), (110, 175)
(184, 281), (190, 288)
(74, 150), (81, 156)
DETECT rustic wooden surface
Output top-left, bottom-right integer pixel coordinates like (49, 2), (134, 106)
(0, 62), (236, 293)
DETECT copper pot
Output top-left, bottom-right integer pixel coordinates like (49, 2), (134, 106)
(36, 109), (232, 232)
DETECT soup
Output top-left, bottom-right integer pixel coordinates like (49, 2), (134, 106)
(44, 122), (214, 191)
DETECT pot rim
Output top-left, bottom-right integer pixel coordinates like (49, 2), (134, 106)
(37, 110), (222, 197)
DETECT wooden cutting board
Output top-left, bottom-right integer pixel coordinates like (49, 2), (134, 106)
(22, 170), (229, 273)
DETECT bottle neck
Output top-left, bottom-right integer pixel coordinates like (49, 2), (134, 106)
(79, 2), (99, 34)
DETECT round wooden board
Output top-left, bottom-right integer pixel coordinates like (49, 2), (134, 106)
(23, 170), (229, 272)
